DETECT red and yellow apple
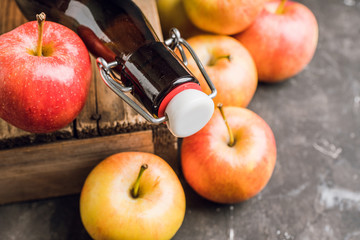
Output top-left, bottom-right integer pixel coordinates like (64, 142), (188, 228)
(183, 0), (267, 35)
(156, 0), (204, 39)
(183, 35), (258, 108)
(0, 13), (92, 133)
(181, 105), (276, 204)
(80, 152), (186, 240)
(235, 0), (318, 82)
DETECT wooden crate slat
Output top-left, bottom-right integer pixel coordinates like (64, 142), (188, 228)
(75, 55), (99, 138)
(0, 0), (178, 206)
(95, 71), (149, 136)
(0, 131), (154, 204)
(0, 0), (26, 34)
(0, 0), (165, 143)
(0, 122), (73, 150)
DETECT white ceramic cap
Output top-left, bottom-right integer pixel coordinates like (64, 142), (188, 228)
(165, 89), (214, 138)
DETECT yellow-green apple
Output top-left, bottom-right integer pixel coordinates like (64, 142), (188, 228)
(156, 0), (204, 39)
(0, 13), (92, 133)
(80, 152), (186, 240)
(181, 105), (276, 204)
(235, 0), (318, 82)
(183, 0), (267, 35)
(183, 35), (257, 108)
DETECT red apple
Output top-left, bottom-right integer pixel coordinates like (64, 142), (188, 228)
(235, 0), (318, 82)
(0, 13), (92, 133)
(181, 105), (276, 203)
(80, 152), (186, 240)
(183, 0), (267, 35)
(183, 35), (258, 108)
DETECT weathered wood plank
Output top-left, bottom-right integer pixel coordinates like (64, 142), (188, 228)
(0, 0), (165, 143)
(0, 0), (178, 205)
(153, 125), (179, 174)
(74, 55), (99, 138)
(0, 0), (26, 34)
(0, 130), (154, 204)
(0, 126), (73, 150)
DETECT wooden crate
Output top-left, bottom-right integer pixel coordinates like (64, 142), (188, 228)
(0, 0), (178, 205)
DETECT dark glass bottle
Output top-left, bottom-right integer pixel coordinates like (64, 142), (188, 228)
(15, 0), (216, 137)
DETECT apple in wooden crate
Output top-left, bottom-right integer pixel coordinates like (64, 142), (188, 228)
(0, 13), (92, 133)
(183, 35), (258, 108)
(181, 105), (276, 204)
(183, 0), (267, 35)
(235, 0), (318, 82)
(80, 152), (186, 240)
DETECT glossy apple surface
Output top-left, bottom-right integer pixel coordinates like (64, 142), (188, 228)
(184, 35), (257, 108)
(0, 20), (92, 132)
(181, 106), (276, 203)
(183, 0), (267, 35)
(235, 0), (318, 82)
(80, 152), (186, 240)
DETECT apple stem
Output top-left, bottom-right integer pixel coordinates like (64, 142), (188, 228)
(131, 164), (148, 198)
(275, 0), (287, 14)
(217, 103), (235, 147)
(208, 55), (231, 66)
(36, 12), (46, 57)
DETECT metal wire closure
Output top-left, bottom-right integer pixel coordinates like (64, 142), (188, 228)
(96, 28), (217, 124)
(164, 28), (217, 99)
(97, 57), (167, 124)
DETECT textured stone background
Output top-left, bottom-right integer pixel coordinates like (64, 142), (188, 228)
(0, 0), (360, 239)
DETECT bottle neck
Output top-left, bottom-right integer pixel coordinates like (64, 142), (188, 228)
(16, 0), (160, 60)
(71, 0), (160, 61)
(15, 0), (202, 117)
(121, 42), (200, 116)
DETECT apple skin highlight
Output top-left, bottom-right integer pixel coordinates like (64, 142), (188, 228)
(181, 106), (277, 204)
(183, 0), (267, 35)
(183, 35), (258, 108)
(235, 0), (319, 82)
(0, 20), (92, 133)
(80, 152), (186, 240)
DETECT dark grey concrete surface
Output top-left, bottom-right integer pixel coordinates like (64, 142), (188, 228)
(1, 0), (360, 239)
